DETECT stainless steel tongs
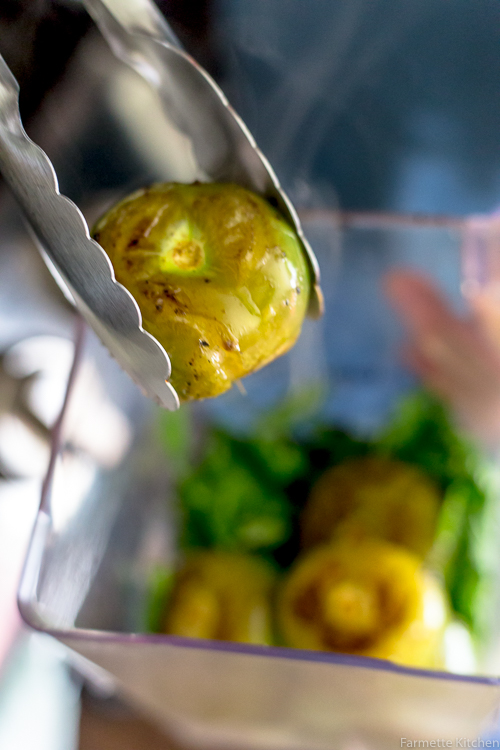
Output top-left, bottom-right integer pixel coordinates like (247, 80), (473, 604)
(0, 0), (323, 410)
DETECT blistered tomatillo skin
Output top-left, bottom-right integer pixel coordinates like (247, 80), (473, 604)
(93, 182), (311, 401)
(278, 539), (447, 667)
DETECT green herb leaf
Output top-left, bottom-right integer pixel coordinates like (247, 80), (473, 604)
(178, 432), (292, 553)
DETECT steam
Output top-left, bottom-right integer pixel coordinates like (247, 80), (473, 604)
(218, 0), (427, 201)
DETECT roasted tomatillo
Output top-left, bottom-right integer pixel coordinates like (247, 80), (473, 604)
(94, 183), (311, 401)
(278, 539), (447, 667)
(301, 457), (440, 557)
(164, 551), (276, 644)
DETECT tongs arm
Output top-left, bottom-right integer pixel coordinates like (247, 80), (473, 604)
(0, 53), (179, 410)
(85, 0), (181, 47)
(83, 0), (323, 318)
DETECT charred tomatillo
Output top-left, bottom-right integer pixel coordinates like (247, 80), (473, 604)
(278, 539), (447, 667)
(94, 182), (311, 401)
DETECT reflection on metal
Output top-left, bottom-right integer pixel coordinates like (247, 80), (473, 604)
(0, 333), (131, 486)
(0, 336), (74, 479)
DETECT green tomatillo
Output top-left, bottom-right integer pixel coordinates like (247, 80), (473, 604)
(93, 182), (311, 401)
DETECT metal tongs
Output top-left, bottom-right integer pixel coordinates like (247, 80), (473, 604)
(0, 0), (323, 410)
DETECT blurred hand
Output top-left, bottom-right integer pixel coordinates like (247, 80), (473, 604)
(384, 269), (500, 446)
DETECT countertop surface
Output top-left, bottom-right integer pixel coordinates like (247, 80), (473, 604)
(78, 690), (177, 750)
